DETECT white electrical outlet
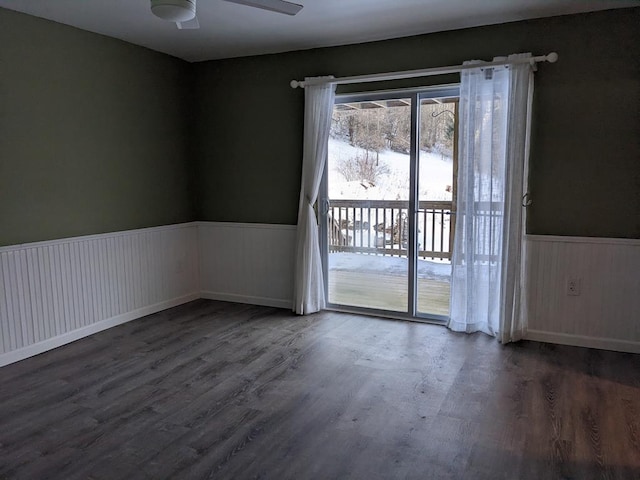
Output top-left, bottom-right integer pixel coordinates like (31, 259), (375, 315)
(567, 277), (581, 296)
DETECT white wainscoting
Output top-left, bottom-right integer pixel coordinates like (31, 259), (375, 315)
(525, 235), (640, 353)
(4, 224), (637, 366)
(198, 222), (295, 309)
(0, 223), (200, 366)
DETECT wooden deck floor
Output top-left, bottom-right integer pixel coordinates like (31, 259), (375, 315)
(328, 270), (451, 316)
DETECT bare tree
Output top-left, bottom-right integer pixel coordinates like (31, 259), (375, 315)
(335, 150), (390, 185)
(420, 103), (455, 157)
(334, 103), (455, 152)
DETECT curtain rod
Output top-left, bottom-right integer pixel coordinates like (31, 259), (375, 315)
(290, 52), (558, 89)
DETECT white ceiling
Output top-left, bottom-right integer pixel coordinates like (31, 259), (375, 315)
(1, 0), (638, 62)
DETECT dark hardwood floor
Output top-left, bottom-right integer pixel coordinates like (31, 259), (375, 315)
(1, 299), (639, 480)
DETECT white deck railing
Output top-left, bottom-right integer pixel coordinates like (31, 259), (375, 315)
(328, 199), (454, 260)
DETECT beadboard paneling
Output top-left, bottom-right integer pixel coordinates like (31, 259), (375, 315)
(199, 222), (295, 309)
(0, 224), (199, 366)
(5, 225), (637, 366)
(525, 235), (640, 353)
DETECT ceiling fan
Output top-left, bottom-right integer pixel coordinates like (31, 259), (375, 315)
(150, 0), (304, 30)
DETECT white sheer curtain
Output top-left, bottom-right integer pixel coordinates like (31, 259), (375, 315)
(449, 54), (534, 342)
(293, 78), (336, 315)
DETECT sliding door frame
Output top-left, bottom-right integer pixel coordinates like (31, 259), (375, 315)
(320, 84), (459, 323)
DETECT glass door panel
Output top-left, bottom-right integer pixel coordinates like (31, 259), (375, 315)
(415, 98), (457, 317)
(326, 98), (412, 313)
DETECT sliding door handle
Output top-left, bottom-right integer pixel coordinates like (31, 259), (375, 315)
(321, 199), (331, 215)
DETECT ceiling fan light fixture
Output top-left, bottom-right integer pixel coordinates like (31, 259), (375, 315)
(151, 0), (196, 22)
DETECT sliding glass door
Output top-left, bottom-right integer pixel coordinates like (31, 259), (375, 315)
(320, 86), (459, 321)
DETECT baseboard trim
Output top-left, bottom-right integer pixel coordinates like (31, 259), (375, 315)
(0, 293), (200, 367)
(525, 329), (640, 354)
(200, 291), (291, 310)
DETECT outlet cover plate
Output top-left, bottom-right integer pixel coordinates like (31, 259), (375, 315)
(567, 277), (581, 296)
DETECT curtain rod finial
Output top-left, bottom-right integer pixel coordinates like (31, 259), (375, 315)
(546, 52), (558, 63)
(290, 80), (301, 89)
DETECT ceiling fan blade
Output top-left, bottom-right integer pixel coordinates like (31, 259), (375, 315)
(223, 0), (303, 16)
(177, 15), (200, 29)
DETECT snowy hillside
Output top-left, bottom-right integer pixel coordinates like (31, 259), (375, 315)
(327, 138), (453, 201)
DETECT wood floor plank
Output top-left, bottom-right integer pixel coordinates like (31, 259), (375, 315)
(1, 300), (639, 479)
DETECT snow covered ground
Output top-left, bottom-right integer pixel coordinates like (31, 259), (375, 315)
(327, 138), (453, 202)
(329, 252), (451, 282)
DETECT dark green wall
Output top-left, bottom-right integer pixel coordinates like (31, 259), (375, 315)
(0, 9), (195, 246)
(193, 8), (640, 238)
(1, 8), (638, 245)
